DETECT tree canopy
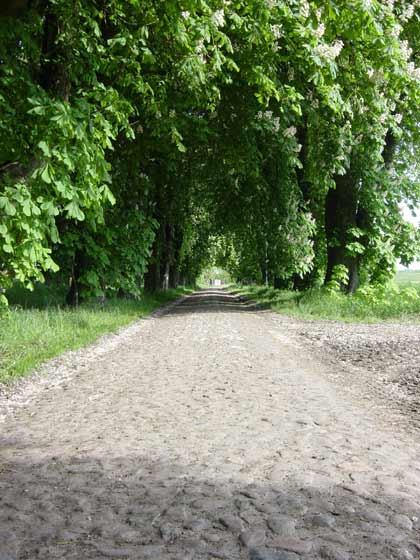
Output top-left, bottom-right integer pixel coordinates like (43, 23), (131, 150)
(1, 0), (420, 306)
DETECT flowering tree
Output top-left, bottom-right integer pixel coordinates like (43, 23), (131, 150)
(1, 0), (420, 304)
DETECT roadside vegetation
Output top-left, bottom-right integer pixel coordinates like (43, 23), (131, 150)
(235, 273), (420, 323)
(0, 286), (191, 384)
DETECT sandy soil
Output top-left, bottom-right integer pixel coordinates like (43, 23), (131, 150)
(1, 289), (420, 560)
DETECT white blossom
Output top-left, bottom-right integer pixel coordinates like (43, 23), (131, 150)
(400, 40), (412, 61)
(400, 4), (415, 22)
(300, 0), (310, 19)
(212, 9), (225, 27)
(256, 111), (281, 133)
(271, 24), (283, 39)
(313, 23), (325, 38)
(390, 23), (402, 38)
(283, 126), (297, 138)
(394, 113), (403, 124)
(181, 10), (190, 19)
(314, 39), (343, 60)
(406, 61), (420, 80)
(265, 0), (277, 9)
(196, 38), (205, 53)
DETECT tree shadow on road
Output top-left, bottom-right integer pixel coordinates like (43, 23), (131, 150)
(167, 289), (268, 315)
(0, 449), (418, 560)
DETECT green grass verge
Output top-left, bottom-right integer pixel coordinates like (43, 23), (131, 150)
(0, 288), (192, 384)
(235, 283), (420, 323)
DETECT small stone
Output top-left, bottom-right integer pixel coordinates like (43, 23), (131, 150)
(93, 543), (138, 557)
(267, 515), (296, 536)
(136, 545), (166, 558)
(392, 514), (413, 531)
(159, 523), (181, 543)
(219, 515), (243, 532)
(256, 502), (282, 515)
(307, 513), (336, 528)
(118, 529), (141, 544)
(184, 518), (211, 531)
(249, 547), (297, 560)
(398, 550), (414, 560)
(271, 537), (312, 554)
(319, 545), (350, 560)
(240, 529), (266, 547)
(360, 510), (386, 523)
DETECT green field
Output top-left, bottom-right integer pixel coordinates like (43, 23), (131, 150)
(394, 270), (420, 285)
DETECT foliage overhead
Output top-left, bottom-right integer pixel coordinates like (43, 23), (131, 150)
(1, 0), (420, 305)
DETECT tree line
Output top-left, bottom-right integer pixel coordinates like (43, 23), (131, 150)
(1, 0), (420, 307)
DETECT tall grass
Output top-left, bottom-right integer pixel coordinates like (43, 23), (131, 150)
(236, 283), (420, 322)
(0, 288), (191, 384)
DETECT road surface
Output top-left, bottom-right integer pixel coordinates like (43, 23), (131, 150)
(1, 289), (420, 559)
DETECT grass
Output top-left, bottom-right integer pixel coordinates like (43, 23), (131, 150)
(235, 282), (420, 323)
(0, 287), (192, 384)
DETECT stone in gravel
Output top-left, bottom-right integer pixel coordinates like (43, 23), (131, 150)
(240, 529), (266, 547)
(276, 496), (307, 516)
(135, 544), (167, 558)
(392, 514), (413, 531)
(398, 550), (414, 560)
(256, 502), (282, 515)
(249, 547), (298, 560)
(240, 489), (259, 500)
(271, 537), (312, 554)
(360, 510), (386, 523)
(219, 514), (243, 532)
(267, 515), (296, 536)
(93, 543), (139, 557)
(184, 517), (211, 531)
(159, 523), (182, 543)
(192, 497), (226, 510)
(307, 513), (337, 528)
(318, 545), (350, 560)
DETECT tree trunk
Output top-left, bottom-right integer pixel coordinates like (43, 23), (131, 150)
(66, 251), (85, 306)
(39, 4), (70, 100)
(324, 170), (360, 293)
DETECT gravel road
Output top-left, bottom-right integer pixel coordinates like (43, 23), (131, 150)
(1, 289), (420, 560)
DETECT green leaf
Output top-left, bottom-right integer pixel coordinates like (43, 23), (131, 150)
(65, 200), (85, 221)
(40, 164), (52, 184)
(38, 140), (51, 157)
(0, 197), (16, 216)
(22, 199), (31, 217)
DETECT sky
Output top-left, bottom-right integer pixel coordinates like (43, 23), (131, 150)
(398, 204), (420, 270)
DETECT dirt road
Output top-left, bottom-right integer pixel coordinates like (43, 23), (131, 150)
(1, 289), (420, 559)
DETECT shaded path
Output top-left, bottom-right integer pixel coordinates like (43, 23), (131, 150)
(1, 289), (420, 559)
